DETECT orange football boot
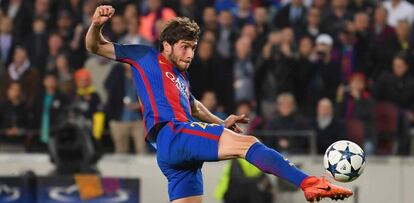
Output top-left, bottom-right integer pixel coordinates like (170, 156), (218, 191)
(300, 176), (353, 202)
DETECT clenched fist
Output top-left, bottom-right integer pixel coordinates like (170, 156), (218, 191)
(92, 5), (115, 27)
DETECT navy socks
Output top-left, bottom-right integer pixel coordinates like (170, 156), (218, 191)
(245, 142), (309, 187)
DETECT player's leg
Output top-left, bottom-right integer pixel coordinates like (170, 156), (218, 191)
(217, 129), (353, 202)
(171, 196), (202, 203)
(156, 122), (214, 202)
(217, 128), (308, 186)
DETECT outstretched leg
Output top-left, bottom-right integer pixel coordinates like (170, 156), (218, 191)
(171, 196), (202, 203)
(217, 128), (308, 186)
(218, 128), (353, 202)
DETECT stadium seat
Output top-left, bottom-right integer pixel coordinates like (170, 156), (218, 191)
(346, 119), (365, 147)
(372, 102), (399, 155)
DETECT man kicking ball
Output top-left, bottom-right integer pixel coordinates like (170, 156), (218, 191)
(85, 5), (352, 203)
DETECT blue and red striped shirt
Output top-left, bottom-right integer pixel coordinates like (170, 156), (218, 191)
(114, 44), (195, 142)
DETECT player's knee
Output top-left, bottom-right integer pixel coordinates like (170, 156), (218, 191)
(218, 130), (260, 159)
(243, 135), (259, 145)
(237, 135), (259, 158)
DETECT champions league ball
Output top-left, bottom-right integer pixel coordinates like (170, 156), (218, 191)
(323, 140), (366, 182)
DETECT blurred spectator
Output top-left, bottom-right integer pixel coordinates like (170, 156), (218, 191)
(274, 0), (307, 31)
(105, 63), (146, 154)
(253, 6), (270, 51)
(368, 6), (398, 79)
(215, 159), (274, 203)
(280, 27), (296, 59)
(0, 47), (39, 106)
(45, 33), (64, 72)
(68, 23), (87, 70)
(81, 0), (96, 27)
(255, 31), (294, 119)
(312, 0), (330, 18)
(214, 0), (237, 12)
(353, 12), (371, 77)
(84, 55), (114, 104)
(292, 36), (314, 114)
(120, 17), (152, 46)
(393, 20), (414, 68)
(323, 0), (353, 37)
(347, 0), (374, 16)
(296, 7), (324, 40)
(73, 68), (101, 120)
(107, 15), (127, 42)
(58, 0), (83, 27)
(54, 53), (75, 96)
(233, 36), (254, 103)
(233, 0), (254, 29)
(1, 0), (32, 44)
(1, 0), (414, 155)
(55, 10), (74, 43)
(265, 93), (310, 154)
(201, 28), (216, 43)
(0, 16), (14, 65)
(234, 100), (264, 135)
(336, 73), (374, 140)
(33, 0), (54, 30)
(189, 39), (217, 99)
(201, 6), (217, 32)
(0, 82), (29, 152)
(337, 73), (373, 121)
(241, 24), (261, 61)
(25, 18), (48, 73)
(337, 23), (357, 82)
(200, 90), (227, 120)
(383, 0), (414, 28)
(31, 72), (68, 147)
(309, 34), (341, 105)
(374, 54), (414, 111)
(374, 54), (414, 154)
(176, 0), (201, 22)
(311, 98), (345, 154)
(139, 0), (176, 42)
(216, 9), (237, 59)
(123, 3), (139, 21)
(153, 18), (167, 48)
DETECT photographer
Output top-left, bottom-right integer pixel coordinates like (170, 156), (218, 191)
(255, 30), (296, 119)
(308, 34), (341, 109)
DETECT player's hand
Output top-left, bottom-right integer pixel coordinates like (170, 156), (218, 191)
(92, 5), (115, 27)
(223, 114), (249, 133)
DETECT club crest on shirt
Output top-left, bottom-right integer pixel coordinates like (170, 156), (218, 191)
(165, 72), (189, 98)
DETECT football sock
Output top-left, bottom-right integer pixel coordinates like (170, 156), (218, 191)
(245, 142), (309, 187)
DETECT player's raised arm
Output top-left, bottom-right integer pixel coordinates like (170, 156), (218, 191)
(85, 5), (116, 59)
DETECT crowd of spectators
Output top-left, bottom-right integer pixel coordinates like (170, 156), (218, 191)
(0, 0), (414, 155)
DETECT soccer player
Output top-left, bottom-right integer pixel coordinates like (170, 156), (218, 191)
(86, 5), (353, 203)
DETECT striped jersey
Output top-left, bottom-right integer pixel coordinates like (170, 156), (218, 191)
(114, 44), (195, 142)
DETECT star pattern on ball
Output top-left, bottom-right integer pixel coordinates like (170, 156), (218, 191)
(327, 161), (338, 177)
(337, 143), (357, 164)
(345, 165), (360, 181)
(324, 141), (366, 182)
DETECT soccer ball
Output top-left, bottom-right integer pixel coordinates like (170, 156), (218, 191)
(323, 140), (366, 182)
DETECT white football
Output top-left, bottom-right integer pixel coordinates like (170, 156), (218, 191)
(323, 140), (366, 182)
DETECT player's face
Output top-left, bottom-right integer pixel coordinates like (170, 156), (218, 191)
(169, 40), (197, 71)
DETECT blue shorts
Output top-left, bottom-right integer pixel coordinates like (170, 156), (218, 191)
(155, 121), (225, 201)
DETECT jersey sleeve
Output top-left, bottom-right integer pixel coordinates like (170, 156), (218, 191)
(186, 71), (196, 106)
(189, 93), (196, 106)
(113, 43), (152, 63)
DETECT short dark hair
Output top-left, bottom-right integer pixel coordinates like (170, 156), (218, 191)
(159, 17), (200, 52)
